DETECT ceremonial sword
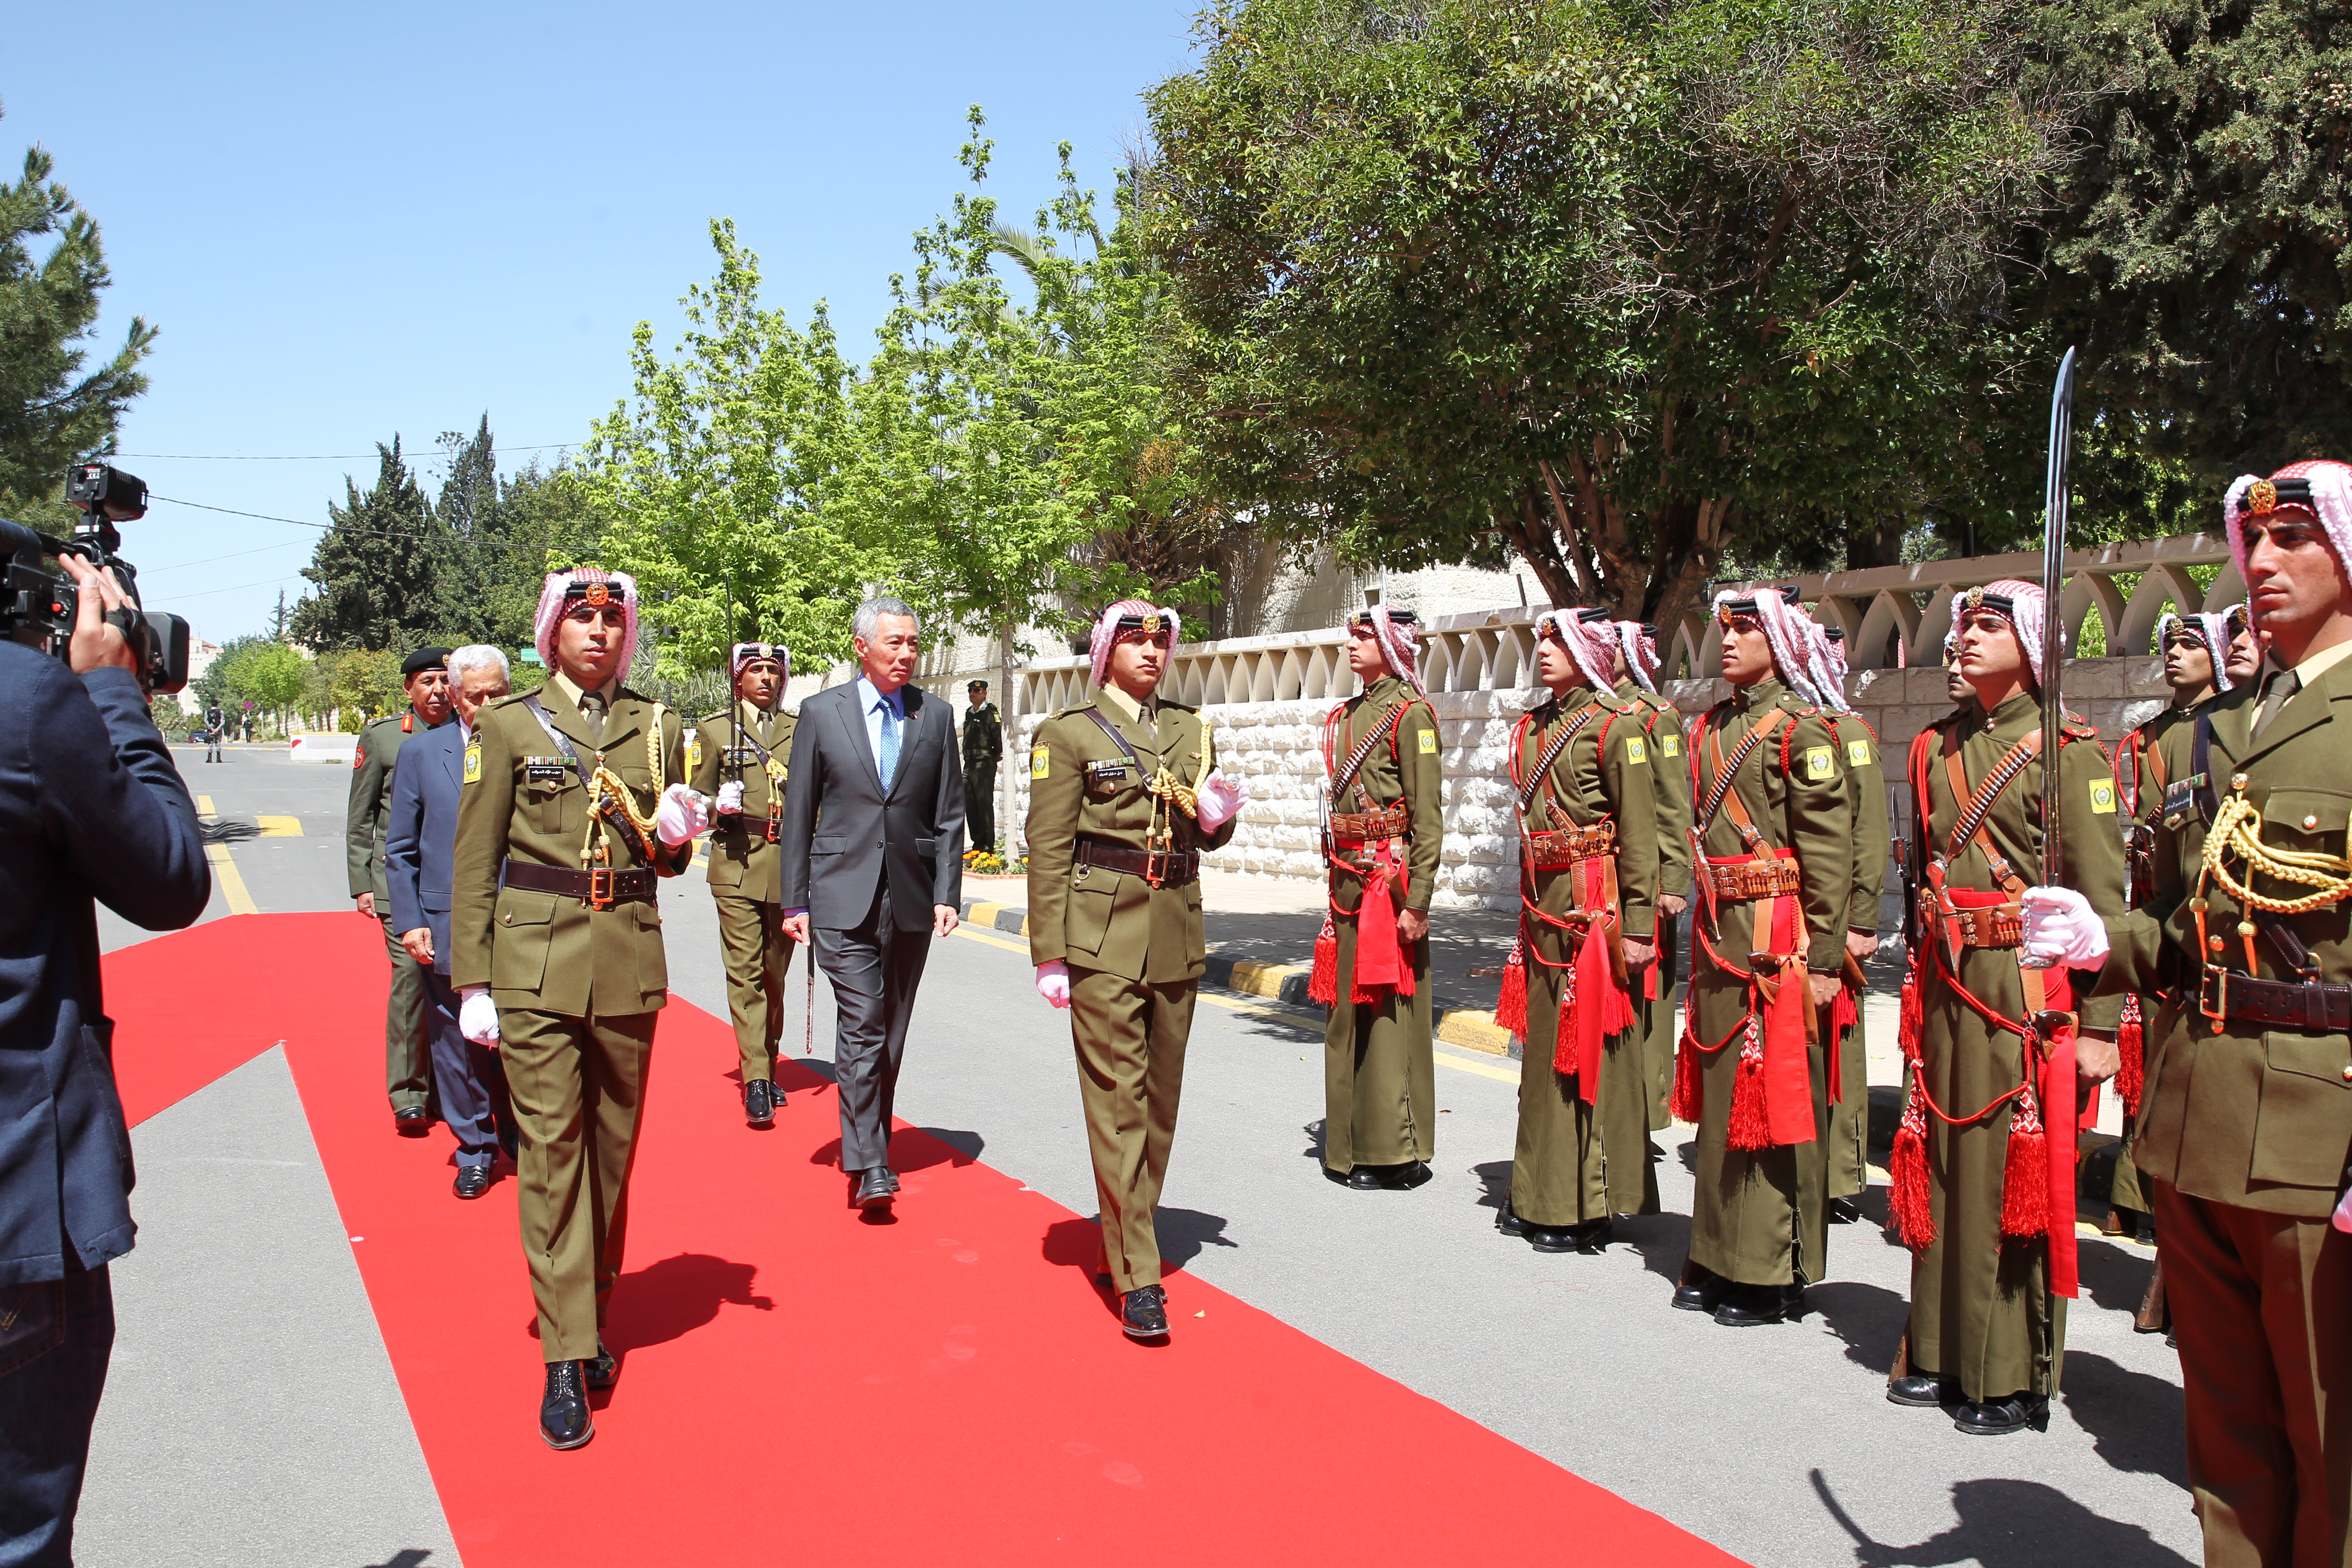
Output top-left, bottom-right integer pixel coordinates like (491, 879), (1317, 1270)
(2033, 346), (2079, 1350)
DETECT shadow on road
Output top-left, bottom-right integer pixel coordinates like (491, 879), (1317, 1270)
(2062, 1351), (2190, 1487)
(1807, 1279), (1910, 1375)
(1810, 1469), (2193, 1567)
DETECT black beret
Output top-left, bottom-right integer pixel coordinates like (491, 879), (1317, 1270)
(967, 680), (989, 692)
(402, 646), (453, 677)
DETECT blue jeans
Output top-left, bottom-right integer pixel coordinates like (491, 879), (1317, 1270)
(0, 1266), (114, 1568)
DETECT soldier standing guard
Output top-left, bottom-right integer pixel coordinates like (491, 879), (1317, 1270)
(450, 568), (712, 1449)
(963, 680), (1003, 853)
(690, 642), (800, 1129)
(1886, 578), (2124, 1436)
(348, 646), (453, 1136)
(1672, 588), (1854, 1327)
(1309, 604), (1441, 1191)
(1492, 608), (1660, 1252)
(1027, 601), (1250, 1340)
(1612, 619), (1692, 1133)
(2029, 462), (2352, 1554)
(1806, 621), (1888, 1226)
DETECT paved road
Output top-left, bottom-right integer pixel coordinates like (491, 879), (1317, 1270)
(86, 743), (2194, 1567)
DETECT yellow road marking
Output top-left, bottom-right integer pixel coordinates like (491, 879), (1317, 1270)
(255, 815), (302, 836)
(953, 924), (1029, 955)
(194, 796), (259, 916)
(1433, 1047), (1519, 1085)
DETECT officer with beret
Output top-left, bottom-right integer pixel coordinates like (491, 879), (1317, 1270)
(346, 645), (453, 1134)
(963, 679), (1003, 853)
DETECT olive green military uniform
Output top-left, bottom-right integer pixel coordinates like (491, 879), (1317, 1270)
(1320, 674), (1442, 1174)
(2098, 651), (2352, 1563)
(1902, 691), (2125, 1403)
(1026, 685), (1237, 1295)
(1617, 677), (1693, 1129)
(690, 701), (799, 1086)
(2109, 701), (2198, 1225)
(348, 710), (441, 1113)
(451, 671), (690, 1363)
(1507, 685), (1661, 1224)
(1684, 677), (1853, 1289)
(963, 699), (1002, 852)
(1821, 710), (1888, 1202)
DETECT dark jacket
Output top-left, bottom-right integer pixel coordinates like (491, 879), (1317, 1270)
(384, 719), (466, 975)
(0, 650), (209, 1286)
(779, 679), (965, 931)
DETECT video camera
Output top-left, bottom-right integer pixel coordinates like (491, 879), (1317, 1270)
(1, 463), (189, 694)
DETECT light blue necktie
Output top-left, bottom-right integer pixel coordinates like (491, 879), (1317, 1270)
(878, 697), (900, 789)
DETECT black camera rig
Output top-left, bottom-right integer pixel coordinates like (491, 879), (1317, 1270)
(2, 463), (190, 694)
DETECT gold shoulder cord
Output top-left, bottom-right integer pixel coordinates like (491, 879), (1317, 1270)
(1136, 713), (1209, 886)
(2193, 770), (2352, 987)
(578, 702), (669, 875)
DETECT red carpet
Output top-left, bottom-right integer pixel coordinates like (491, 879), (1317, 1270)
(106, 913), (1743, 1567)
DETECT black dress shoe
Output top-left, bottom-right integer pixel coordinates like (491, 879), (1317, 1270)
(1525, 1223), (1579, 1253)
(1886, 1374), (1951, 1408)
(1713, 1283), (1791, 1327)
(1388, 1160), (1433, 1189)
(453, 1164), (491, 1200)
(584, 1338), (617, 1391)
(1827, 1196), (1864, 1225)
(1954, 1394), (2045, 1435)
(1121, 1284), (1169, 1340)
(744, 1078), (780, 1128)
(1495, 1205), (1526, 1238)
(394, 1106), (430, 1138)
(539, 1361), (593, 1450)
(1671, 1267), (1727, 1314)
(854, 1167), (895, 1208)
(1569, 1218), (1613, 1254)
(1345, 1166), (1386, 1190)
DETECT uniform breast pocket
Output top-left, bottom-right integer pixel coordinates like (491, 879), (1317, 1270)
(2250, 1030), (2352, 1189)
(524, 773), (579, 835)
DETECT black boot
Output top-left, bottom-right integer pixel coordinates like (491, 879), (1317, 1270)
(1671, 1265), (1727, 1314)
(1713, 1282), (1791, 1327)
(744, 1078), (780, 1128)
(1886, 1374), (1950, 1408)
(584, 1337), (617, 1391)
(1121, 1285), (1169, 1340)
(539, 1361), (593, 1449)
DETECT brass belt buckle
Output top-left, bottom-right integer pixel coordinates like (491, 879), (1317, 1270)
(2199, 966), (2227, 1034)
(587, 866), (616, 910)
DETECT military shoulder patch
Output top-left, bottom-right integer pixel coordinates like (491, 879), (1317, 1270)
(1417, 728), (1438, 754)
(1847, 739), (1873, 767)
(1805, 745), (1837, 780)
(686, 733), (703, 770)
(1659, 733), (1681, 759)
(463, 742), (482, 784)
(1624, 735), (1647, 765)
(2088, 777), (2118, 814)
(1031, 746), (1051, 780)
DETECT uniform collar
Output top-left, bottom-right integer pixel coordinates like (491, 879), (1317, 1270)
(1096, 682), (1158, 725)
(1362, 674), (1405, 702)
(1733, 675), (1786, 711)
(551, 668), (618, 709)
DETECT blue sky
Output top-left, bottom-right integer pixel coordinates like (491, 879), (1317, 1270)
(8, 1), (1203, 644)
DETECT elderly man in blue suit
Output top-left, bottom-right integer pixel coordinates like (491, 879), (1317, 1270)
(387, 644), (518, 1197)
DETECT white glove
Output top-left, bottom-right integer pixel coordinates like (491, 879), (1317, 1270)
(2335, 1186), (2352, 1235)
(655, 783), (713, 846)
(459, 985), (500, 1047)
(715, 780), (746, 816)
(1194, 768), (1250, 832)
(2020, 886), (2110, 969)
(1036, 960), (1071, 1009)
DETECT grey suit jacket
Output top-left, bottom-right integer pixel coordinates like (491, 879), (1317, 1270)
(384, 720), (465, 975)
(779, 680), (965, 931)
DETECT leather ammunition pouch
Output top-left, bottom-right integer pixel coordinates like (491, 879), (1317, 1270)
(1523, 820), (1617, 871)
(1700, 856), (1803, 903)
(1329, 804), (1408, 845)
(1920, 893), (2023, 950)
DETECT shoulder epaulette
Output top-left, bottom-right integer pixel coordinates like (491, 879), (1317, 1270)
(486, 691), (530, 710)
(1160, 698), (1200, 715)
(699, 709), (728, 726)
(1054, 700), (1099, 721)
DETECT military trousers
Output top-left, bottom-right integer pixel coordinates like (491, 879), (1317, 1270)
(1639, 915), (1681, 1132)
(1068, 966), (1194, 1296)
(1685, 975), (1832, 1289)
(378, 912), (432, 1113)
(2154, 1178), (2352, 1568)
(964, 760), (998, 852)
(498, 1006), (657, 1364)
(715, 894), (791, 1083)
(1826, 996), (1869, 1201)
(1321, 916), (1433, 1173)
(1511, 952), (1656, 1225)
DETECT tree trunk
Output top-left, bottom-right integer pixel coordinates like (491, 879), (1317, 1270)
(998, 620), (1020, 861)
(1845, 513), (1905, 571)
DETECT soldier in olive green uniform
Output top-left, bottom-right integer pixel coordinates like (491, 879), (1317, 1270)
(1807, 623), (1888, 1225)
(1028, 601), (1250, 1340)
(346, 646), (453, 1132)
(2039, 463), (2352, 1556)
(1889, 579), (2125, 1437)
(1674, 588), (1854, 1328)
(1313, 605), (1441, 1190)
(1494, 608), (1660, 1253)
(690, 642), (800, 1128)
(962, 679), (1002, 852)
(1613, 620), (1692, 1131)
(450, 570), (710, 1450)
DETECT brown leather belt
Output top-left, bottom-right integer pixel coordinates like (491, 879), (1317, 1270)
(1524, 821), (1616, 870)
(717, 817), (781, 845)
(1701, 858), (1802, 902)
(502, 859), (657, 906)
(1074, 835), (1200, 885)
(2199, 966), (2352, 1032)
(1923, 901), (2022, 949)
(1330, 805), (1408, 844)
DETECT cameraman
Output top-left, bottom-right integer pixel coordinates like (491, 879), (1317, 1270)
(0, 554), (208, 1565)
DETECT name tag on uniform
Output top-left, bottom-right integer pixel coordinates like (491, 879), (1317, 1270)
(2161, 775), (2206, 829)
(1417, 729), (1437, 754)
(525, 757), (570, 784)
(1805, 745), (1836, 780)
(1659, 734), (1680, 759)
(463, 743), (481, 784)
(2089, 778), (2118, 814)
(1624, 735), (1646, 765)
(1848, 740), (1873, 766)
(723, 747), (761, 766)
(1032, 747), (1050, 779)
(1085, 760), (1131, 786)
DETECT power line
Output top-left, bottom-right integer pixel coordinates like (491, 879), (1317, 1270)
(147, 492), (582, 551)
(140, 540), (305, 574)
(164, 571), (311, 601)
(114, 442), (584, 461)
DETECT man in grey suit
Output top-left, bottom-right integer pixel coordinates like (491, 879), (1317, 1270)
(780, 597), (966, 1211)
(387, 644), (518, 1198)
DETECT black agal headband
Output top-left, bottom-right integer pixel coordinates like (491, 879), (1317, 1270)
(2235, 477), (2317, 518)
(1113, 609), (1176, 637)
(562, 578), (624, 610)
(1346, 608), (1419, 628)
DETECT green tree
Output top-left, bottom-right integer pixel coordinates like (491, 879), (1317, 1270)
(1142, 0), (2076, 626)
(485, 459), (606, 656)
(0, 108), (156, 529)
(586, 220), (877, 681)
(289, 438), (454, 653)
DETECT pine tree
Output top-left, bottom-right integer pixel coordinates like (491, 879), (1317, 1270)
(433, 415), (498, 641)
(289, 439), (453, 652)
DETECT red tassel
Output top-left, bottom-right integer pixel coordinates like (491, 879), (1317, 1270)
(1831, 983), (1859, 1036)
(1897, 947), (1923, 1066)
(1554, 968), (1578, 1076)
(1494, 938), (1527, 1034)
(1888, 1083), (1936, 1253)
(1309, 916), (1338, 1008)
(1601, 938), (1637, 1037)
(1670, 1018), (1703, 1124)
(1727, 1017), (1773, 1152)
(2000, 1082), (2051, 1239)
(2117, 992), (2145, 1116)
